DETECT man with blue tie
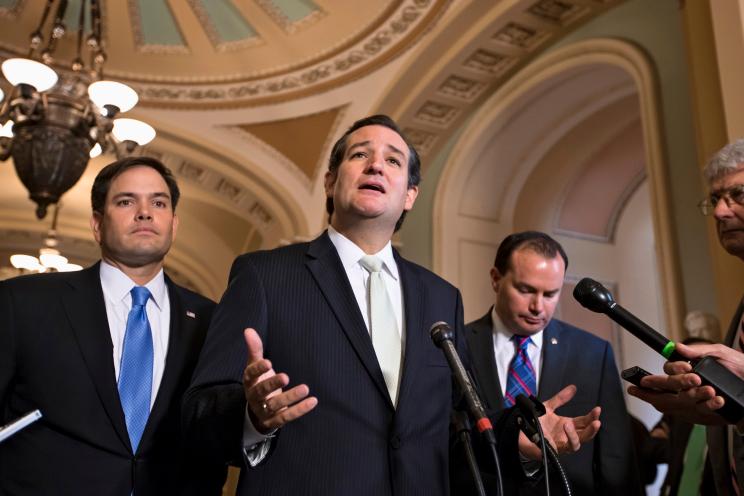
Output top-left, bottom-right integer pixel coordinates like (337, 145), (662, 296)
(0, 157), (224, 495)
(465, 231), (642, 495)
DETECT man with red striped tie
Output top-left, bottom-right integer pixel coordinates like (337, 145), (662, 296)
(630, 139), (744, 495)
(465, 231), (642, 495)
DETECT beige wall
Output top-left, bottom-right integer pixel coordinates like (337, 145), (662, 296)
(683, 0), (744, 326)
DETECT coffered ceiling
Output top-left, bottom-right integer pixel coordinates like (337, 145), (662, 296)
(0, 0), (628, 298)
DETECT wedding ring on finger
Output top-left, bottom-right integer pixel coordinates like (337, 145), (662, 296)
(261, 401), (270, 415)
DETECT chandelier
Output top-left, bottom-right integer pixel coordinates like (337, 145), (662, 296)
(10, 203), (82, 273)
(0, 0), (155, 220)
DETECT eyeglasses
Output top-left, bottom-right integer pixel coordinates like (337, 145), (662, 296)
(698, 184), (744, 215)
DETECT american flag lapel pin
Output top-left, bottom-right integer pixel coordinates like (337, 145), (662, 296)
(186, 310), (196, 319)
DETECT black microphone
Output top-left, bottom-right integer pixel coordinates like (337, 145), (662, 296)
(573, 278), (679, 360)
(430, 321), (496, 444)
(573, 277), (744, 423)
(513, 395), (543, 443)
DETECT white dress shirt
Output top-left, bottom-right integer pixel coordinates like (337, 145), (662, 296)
(99, 261), (170, 408)
(491, 307), (544, 396)
(327, 226), (405, 340)
(242, 227), (406, 463)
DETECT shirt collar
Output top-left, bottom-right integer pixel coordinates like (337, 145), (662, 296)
(490, 306), (544, 350)
(99, 260), (167, 310)
(327, 226), (399, 280)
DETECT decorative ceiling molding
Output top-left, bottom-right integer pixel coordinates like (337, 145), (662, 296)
(128, 0), (449, 107)
(382, 0), (624, 164)
(255, 0), (325, 35)
(528, 0), (586, 23)
(187, 0), (263, 53)
(432, 36), (684, 342)
(0, 0), (449, 107)
(142, 147), (278, 236)
(0, 0), (23, 18)
(127, 0), (190, 54)
(228, 105), (348, 188)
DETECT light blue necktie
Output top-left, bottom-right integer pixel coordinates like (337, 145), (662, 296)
(504, 335), (536, 407)
(118, 286), (153, 453)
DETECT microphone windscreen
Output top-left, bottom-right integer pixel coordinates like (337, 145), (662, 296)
(572, 278), (615, 313)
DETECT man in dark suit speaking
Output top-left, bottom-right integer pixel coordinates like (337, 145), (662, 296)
(184, 115), (600, 495)
(0, 157), (224, 495)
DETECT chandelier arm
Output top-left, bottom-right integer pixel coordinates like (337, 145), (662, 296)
(50, 202), (60, 232)
(90, 0), (103, 78)
(41, 0), (68, 61)
(73, 0), (86, 71)
(0, 138), (11, 161)
(52, 0), (68, 38)
(0, 88), (13, 119)
(91, 0), (102, 46)
(95, 114), (114, 148)
(29, 0), (55, 56)
(109, 135), (124, 160)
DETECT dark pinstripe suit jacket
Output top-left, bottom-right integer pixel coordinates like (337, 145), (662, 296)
(707, 301), (744, 496)
(184, 231), (474, 496)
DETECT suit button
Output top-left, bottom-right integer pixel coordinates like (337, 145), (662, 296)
(390, 434), (401, 449)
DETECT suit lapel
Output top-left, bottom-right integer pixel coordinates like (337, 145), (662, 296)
(62, 263), (130, 450)
(708, 301), (744, 494)
(537, 320), (568, 401)
(724, 302), (744, 346)
(305, 232), (392, 407)
(141, 279), (195, 448)
(468, 312), (504, 412)
(394, 254), (424, 410)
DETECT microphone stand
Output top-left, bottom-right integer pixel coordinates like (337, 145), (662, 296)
(452, 410), (487, 496)
(430, 321), (503, 496)
(514, 395), (573, 496)
(485, 425), (505, 496)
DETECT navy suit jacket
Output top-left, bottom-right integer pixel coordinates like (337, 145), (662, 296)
(707, 301), (744, 496)
(183, 231), (511, 496)
(466, 312), (642, 495)
(0, 263), (223, 496)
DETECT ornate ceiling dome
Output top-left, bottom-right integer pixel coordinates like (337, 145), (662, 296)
(0, 0), (448, 107)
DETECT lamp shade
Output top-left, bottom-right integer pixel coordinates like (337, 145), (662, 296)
(89, 143), (102, 158)
(58, 263), (83, 272)
(0, 121), (12, 138)
(39, 248), (68, 270)
(88, 80), (139, 113)
(112, 118), (156, 145)
(1, 58), (58, 92)
(10, 254), (43, 271)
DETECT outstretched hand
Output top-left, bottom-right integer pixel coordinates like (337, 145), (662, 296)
(518, 385), (601, 460)
(243, 328), (318, 433)
(626, 343), (731, 425)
